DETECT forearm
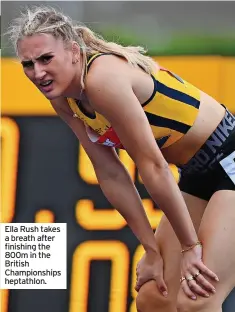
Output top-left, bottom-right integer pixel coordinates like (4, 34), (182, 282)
(95, 165), (158, 254)
(138, 162), (198, 247)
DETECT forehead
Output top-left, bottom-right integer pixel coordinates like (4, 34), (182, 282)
(17, 33), (65, 60)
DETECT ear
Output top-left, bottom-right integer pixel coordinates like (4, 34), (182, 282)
(71, 41), (81, 64)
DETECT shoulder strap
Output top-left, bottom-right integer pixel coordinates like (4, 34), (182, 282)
(87, 53), (114, 71)
(159, 66), (184, 84)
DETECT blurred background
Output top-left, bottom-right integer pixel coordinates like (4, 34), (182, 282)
(1, 1), (235, 312)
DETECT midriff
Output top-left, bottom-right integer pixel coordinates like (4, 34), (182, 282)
(161, 91), (226, 165)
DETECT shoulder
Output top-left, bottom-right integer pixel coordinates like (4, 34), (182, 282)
(85, 54), (132, 98)
(85, 55), (132, 106)
(50, 97), (86, 131)
(87, 53), (130, 76)
(50, 97), (73, 117)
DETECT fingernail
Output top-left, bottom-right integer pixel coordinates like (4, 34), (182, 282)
(204, 293), (210, 298)
(212, 288), (216, 293)
(191, 296), (197, 300)
(162, 291), (168, 297)
(215, 277), (219, 281)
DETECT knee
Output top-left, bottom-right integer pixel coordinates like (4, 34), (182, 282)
(177, 293), (216, 312)
(136, 281), (176, 312)
(177, 299), (202, 312)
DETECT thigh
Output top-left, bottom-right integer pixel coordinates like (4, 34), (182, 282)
(199, 190), (235, 299)
(178, 190), (235, 308)
(138, 192), (207, 301)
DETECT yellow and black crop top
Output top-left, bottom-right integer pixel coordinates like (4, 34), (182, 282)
(67, 53), (201, 149)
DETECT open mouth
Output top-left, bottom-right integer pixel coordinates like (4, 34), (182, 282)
(40, 80), (53, 87)
(39, 80), (54, 93)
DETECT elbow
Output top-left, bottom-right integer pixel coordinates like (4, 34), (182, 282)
(136, 157), (170, 181)
(137, 155), (169, 172)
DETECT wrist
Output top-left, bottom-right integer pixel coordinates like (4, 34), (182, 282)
(180, 236), (199, 249)
(145, 245), (159, 255)
(181, 241), (202, 253)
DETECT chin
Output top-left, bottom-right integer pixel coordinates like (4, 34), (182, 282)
(45, 94), (60, 100)
(43, 91), (62, 101)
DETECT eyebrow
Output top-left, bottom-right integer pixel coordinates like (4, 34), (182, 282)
(21, 52), (53, 65)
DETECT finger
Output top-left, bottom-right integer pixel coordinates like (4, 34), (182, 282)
(135, 277), (145, 292)
(195, 273), (216, 294)
(156, 276), (168, 297)
(135, 280), (142, 292)
(135, 277), (153, 292)
(187, 279), (210, 298)
(197, 262), (219, 281)
(181, 280), (197, 300)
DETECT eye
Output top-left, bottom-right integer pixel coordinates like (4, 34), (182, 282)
(22, 61), (34, 69)
(41, 55), (53, 64)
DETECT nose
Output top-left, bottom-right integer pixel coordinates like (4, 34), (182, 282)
(34, 63), (46, 81)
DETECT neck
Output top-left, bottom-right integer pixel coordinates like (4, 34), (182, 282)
(62, 60), (84, 99)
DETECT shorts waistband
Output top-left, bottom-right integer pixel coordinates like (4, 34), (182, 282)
(180, 107), (235, 175)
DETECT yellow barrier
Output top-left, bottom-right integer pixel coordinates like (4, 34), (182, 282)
(1, 56), (235, 115)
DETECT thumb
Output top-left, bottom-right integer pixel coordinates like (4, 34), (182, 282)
(156, 277), (168, 297)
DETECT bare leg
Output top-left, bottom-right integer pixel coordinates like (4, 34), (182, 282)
(178, 190), (235, 312)
(136, 192), (207, 312)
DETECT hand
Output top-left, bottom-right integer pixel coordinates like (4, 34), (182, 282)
(135, 250), (168, 297)
(180, 244), (219, 300)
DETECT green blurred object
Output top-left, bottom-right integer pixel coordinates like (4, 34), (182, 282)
(100, 28), (235, 56)
(2, 25), (235, 57)
(160, 35), (235, 56)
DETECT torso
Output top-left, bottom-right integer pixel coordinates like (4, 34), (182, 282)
(66, 53), (226, 166)
(161, 92), (225, 164)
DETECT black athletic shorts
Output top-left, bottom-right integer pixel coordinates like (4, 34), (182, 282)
(178, 107), (235, 201)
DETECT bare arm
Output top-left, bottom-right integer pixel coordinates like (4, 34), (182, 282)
(85, 59), (198, 248)
(50, 97), (159, 254)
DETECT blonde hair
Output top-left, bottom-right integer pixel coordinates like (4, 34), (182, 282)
(7, 5), (157, 89)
